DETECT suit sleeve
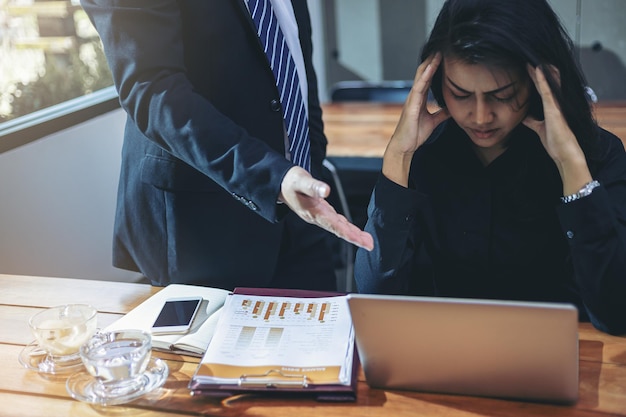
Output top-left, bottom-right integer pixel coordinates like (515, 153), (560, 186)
(81, 0), (295, 222)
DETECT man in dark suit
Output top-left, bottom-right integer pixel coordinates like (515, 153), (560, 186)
(81, 0), (372, 290)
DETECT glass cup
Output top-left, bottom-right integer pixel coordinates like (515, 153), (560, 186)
(79, 329), (152, 399)
(28, 304), (98, 369)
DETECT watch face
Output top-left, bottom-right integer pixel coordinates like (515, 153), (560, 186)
(585, 180), (600, 192)
(581, 180), (600, 196)
(561, 180), (599, 203)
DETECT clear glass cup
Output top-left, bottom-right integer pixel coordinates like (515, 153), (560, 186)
(79, 329), (152, 399)
(28, 304), (98, 369)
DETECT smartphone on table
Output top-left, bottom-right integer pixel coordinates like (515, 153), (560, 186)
(151, 297), (204, 335)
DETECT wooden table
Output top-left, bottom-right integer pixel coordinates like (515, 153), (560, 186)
(323, 101), (626, 157)
(2, 274), (626, 416)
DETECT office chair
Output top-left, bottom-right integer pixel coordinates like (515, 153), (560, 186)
(329, 80), (413, 103)
(327, 79), (432, 290)
(328, 80), (407, 238)
(322, 158), (355, 293)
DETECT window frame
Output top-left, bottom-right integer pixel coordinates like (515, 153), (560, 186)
(0, 86), (119, 154)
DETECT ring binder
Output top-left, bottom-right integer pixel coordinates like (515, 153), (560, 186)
(239, 369), (309, 388)
(188, 288), (359, 402)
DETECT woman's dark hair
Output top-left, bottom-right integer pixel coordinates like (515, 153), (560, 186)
(421, 0), (600, 162)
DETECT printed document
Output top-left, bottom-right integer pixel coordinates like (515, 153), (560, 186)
(192, 293), (355, 386)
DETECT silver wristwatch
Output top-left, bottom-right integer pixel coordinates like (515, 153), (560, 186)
(561, 180), (600, 204)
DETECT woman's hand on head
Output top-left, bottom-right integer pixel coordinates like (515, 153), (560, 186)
(383, 53), (450, 186)
(388, 53), (450, 154)
(522, 64), (584, 164)
(523, 64), (591, 194)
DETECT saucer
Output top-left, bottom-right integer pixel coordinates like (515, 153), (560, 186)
(18, 341), (85, 375)
(66, 357), (169, 406)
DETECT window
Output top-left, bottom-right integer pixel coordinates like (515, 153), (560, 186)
(0, 0), (113, 123)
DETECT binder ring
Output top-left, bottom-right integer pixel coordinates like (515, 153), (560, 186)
(238, 369), (309, 388)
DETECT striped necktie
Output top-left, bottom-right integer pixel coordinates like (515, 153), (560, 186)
(247, 0), (311, 172)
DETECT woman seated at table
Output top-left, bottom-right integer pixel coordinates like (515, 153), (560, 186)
(354, 0), (626, 335)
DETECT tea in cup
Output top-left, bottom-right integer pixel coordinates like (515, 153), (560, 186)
(79, 329), (153, 398)
(28, 304), (98, 368)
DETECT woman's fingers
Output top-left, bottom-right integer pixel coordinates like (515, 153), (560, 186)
(523, 64), (551, 136)
(415, 53), (441, 94)
(389, 52), (447, 156)
(405, 53), (441, 109)
(527, 64), (562, 114)
(524, 63), (581, 165)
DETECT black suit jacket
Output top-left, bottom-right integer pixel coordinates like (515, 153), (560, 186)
(81, 0), (328, 288)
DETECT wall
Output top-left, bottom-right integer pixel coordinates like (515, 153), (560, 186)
(322, 0), (425, 93)
(321, 0), (626, 101)
(334, 0), (383, 81)
(0, 108), (143, 282)
(307, 0), (328, 102)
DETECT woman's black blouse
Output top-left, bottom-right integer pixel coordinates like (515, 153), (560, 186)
(355, 120), (626, 335)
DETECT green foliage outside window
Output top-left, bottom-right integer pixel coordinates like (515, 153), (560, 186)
(0, 40), (113, 123)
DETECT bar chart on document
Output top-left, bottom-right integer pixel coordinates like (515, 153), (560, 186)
(194, 294), (354, 384)
(223, 296), (348, 359)
(231, 298), (336, 353)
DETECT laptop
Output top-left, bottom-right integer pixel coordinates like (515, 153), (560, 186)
(346, 293), (579, 404)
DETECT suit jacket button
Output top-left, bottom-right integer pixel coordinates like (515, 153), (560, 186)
(270, 99), (281, 112)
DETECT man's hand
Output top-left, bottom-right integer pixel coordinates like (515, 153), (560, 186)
(279, 166), (374, 251)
